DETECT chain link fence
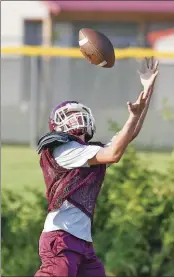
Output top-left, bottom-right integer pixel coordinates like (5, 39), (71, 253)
(1, 53), (174, 150)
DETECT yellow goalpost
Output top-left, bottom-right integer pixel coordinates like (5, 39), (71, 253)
(1, 46), (174, 58)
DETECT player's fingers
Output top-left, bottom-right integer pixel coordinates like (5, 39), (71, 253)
(154, 70), (159, 78)
(150, 70), (159, 90)
(145, 57), (149, 69)
(127, 101), (133, 110)
(149, 56), (153, 69)
(154, 60), (159, 71)
(151, 70), (159, 84)
(145, 70), (159, 97)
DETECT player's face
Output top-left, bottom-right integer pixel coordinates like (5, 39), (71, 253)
(66, 111), (88, 129)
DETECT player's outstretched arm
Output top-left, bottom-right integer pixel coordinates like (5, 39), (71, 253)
(130, 57), (159, 141)
(130, 88), (152, 141)
(88, 92), (148, 166)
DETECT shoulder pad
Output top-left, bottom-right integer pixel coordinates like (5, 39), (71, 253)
(89, 141), (104, 147)
(37, 132), (75, 154)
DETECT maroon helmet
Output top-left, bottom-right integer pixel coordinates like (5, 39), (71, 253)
(49, 101), (96, 141)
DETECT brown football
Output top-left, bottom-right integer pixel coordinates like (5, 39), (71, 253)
(79, 28), (115, 68)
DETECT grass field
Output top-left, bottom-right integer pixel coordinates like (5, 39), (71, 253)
(2, 145), (172, 197)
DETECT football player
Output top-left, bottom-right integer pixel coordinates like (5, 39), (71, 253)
(35, 57), (158, 277)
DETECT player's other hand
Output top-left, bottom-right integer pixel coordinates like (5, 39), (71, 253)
(138, 56), (159, 97)
(127, 91), (148, 117)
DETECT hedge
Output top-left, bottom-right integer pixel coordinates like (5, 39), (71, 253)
(2, 147), (174, 276)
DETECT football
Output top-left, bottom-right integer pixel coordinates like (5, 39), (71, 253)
(79, 28), (115, 68)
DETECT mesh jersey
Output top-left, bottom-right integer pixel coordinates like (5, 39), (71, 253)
(43, 141), (102, 242)
(43, 136), (117, 241)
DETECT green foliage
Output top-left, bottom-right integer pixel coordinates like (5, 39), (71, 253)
(167, 150), (174, 183)
(93, 147), (174, 277)
(2, 147), (174, 276)
(2, 190), (47, 276)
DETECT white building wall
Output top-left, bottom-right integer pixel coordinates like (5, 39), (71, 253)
(1, 1), (48, 47)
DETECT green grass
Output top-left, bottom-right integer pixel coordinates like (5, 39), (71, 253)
(2, 146), (172, 197)
(2, 146), (43, 193)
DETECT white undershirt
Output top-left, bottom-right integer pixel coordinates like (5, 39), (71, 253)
(53, 141), (102, 169)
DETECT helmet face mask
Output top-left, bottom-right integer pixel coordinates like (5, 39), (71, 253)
(49, 101), (96, 140)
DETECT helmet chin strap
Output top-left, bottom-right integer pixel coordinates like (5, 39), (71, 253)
(85, 132), (93, 142)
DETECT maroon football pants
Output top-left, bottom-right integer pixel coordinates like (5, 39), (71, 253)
(35, 230), (106, 277)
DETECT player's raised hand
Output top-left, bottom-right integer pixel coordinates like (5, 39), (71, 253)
(127, 91), (148, 117)
(138, 56), (159, 97)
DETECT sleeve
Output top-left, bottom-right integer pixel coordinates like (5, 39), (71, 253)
(53, 141), (102, 169)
